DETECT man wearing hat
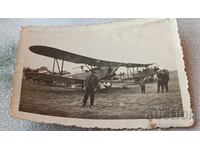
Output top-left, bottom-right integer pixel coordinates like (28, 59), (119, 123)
(82, 70), (98, 106)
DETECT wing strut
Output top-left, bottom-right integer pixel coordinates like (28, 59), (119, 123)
(61, 59), (64, 73)
(85, 64), (91, 70)
(128, 67), (134, 78)
(52, 58), (65, 75)
(55, 59), (61, 73)
(52, 58), (55, 73)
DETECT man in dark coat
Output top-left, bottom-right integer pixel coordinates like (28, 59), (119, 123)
(157, 69), (169, 93)
(162, 69), (169, 92)
(157, 70), (164, 93)
(82, 70), (98, 106)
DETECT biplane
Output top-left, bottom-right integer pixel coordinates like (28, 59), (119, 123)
(24, 45), (158, 87)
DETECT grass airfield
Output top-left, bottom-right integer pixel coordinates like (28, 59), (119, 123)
(19, 71), (184, 119)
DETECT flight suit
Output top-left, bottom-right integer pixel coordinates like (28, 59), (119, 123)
(83, 74), (98, 106)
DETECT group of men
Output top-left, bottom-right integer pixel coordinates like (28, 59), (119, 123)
(139, 69), (169, 94)
(82, 69), (170, 107)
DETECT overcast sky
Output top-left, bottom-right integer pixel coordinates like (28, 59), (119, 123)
(21, 19), (179, 73)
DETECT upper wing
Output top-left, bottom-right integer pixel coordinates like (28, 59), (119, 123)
(29, 45), (153, 67)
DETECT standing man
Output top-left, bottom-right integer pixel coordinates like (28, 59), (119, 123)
(157, 70), (164, 93)
(163, 69), (169, 92)
(82, 70), (98, 107)
(139, 78), (146, 93)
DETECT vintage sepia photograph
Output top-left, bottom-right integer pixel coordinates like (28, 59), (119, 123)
(11, 19), (193, 129)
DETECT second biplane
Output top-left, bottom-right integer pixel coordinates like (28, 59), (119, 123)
(24, 45), (158, 87)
